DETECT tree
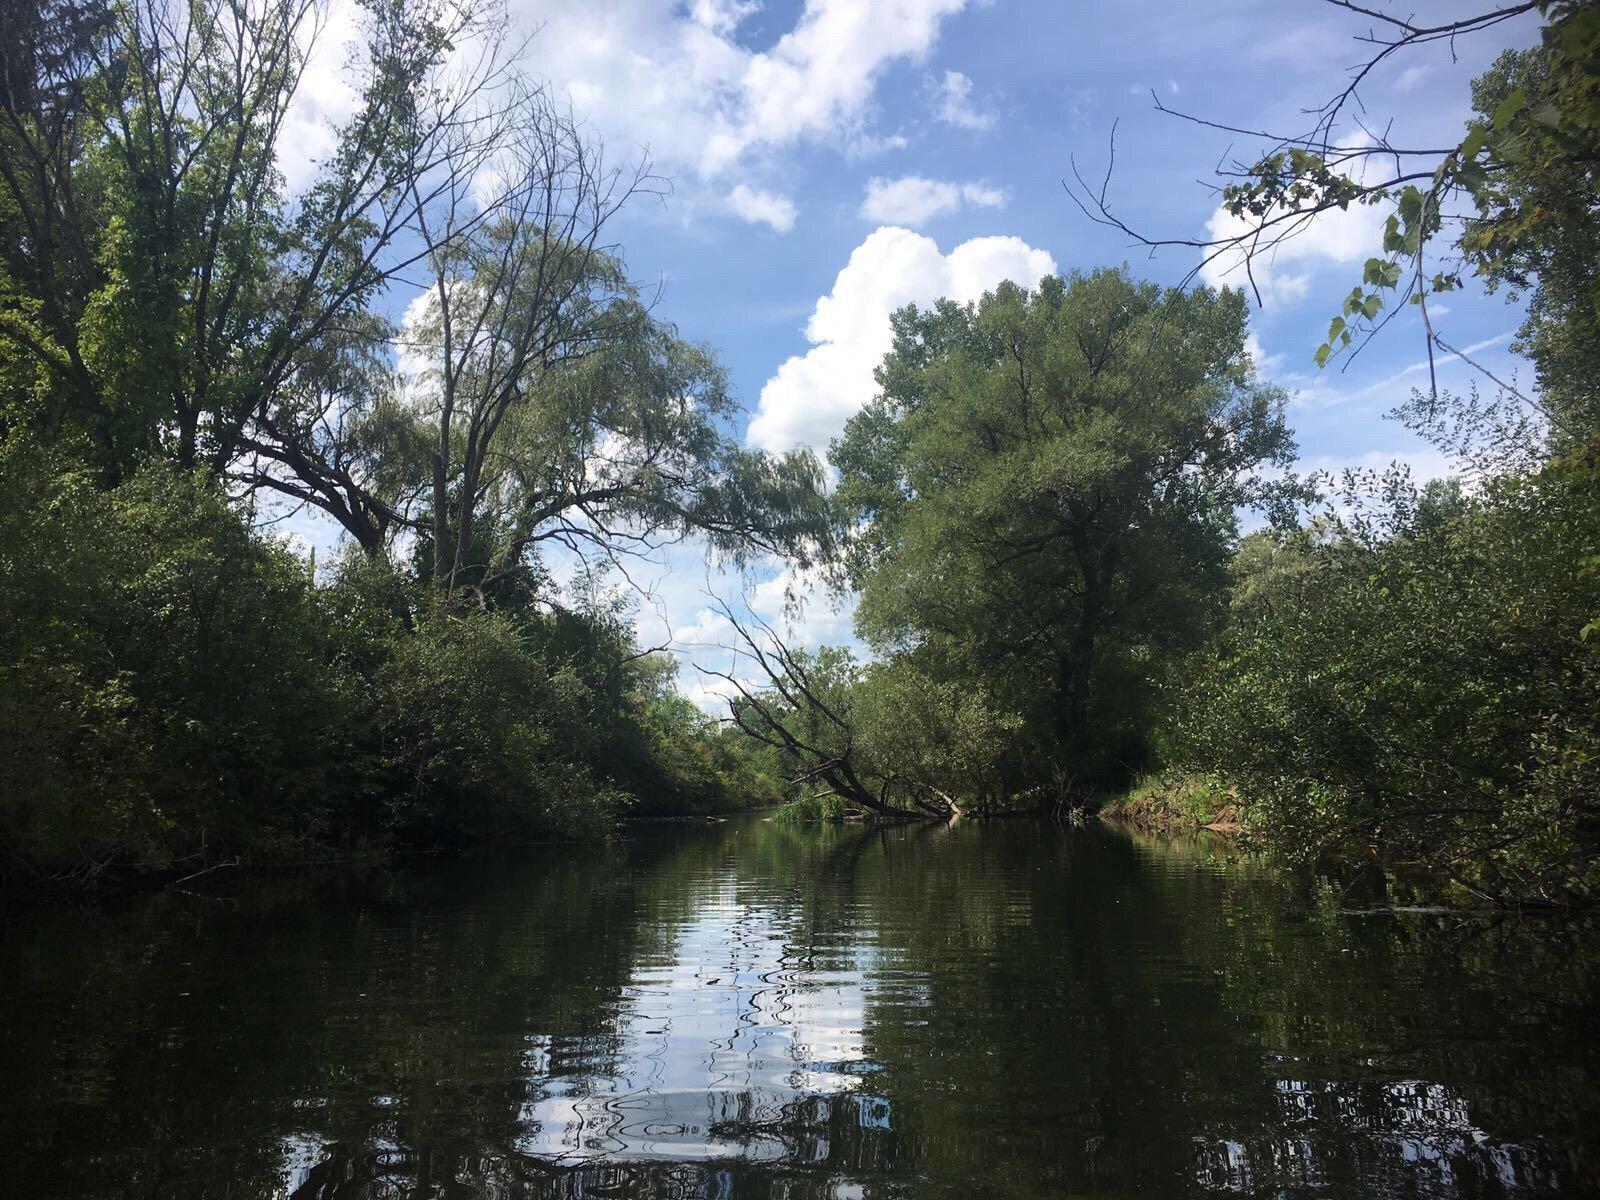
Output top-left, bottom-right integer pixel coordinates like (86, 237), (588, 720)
(1067, 1), (1599, 443)
(0, 446), (345, 883)
(1, 0), (832, 607)
(392, 114), (833, 604)
(0, 0), (518, 483)
(1465, 31), (1600, 437)
(1183, 461), (1600, 905)
(832, 269), (1297, 795)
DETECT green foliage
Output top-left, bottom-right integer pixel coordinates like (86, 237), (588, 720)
(0, 446), (344, 879)
(852, 661), (1023, 812)
(0, 442), (784, 883)
(1181, 461), (1600, 904)
(772, 793), (851, 824)
(612, 658), (788, 817)
(370, 610), (629, 843)
(1464, 29), (1600, 439)
(403, 231), (833, 602)
(0, 0), (819, 886)
(1100, 774), (1236, 833)
(833, 268), (1296, 797)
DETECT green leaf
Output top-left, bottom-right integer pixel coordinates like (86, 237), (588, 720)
(1492, 87), (1527, 134)
(1530, 102), (1562, 129)
(1314, 343), (1332, 368)
(1383, 215), (1405, 254)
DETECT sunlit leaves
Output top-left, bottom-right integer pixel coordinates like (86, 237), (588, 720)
(833, 268), (1298, 794)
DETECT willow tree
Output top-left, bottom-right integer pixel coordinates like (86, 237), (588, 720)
(0, 0), (518, 486)
(395, 100), (831, 604)
(0, 0), (830, 588)
(832, 268), (1296, 794)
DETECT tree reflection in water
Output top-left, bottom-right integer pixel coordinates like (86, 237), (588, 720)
(1, 818), (1595, 1199)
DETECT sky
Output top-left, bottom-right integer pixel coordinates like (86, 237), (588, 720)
(282, 0), (1546, 708)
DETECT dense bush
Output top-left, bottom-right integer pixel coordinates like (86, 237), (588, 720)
(1181, 457), (1600, 904)
(369, 611), (628, 844)
(0, 446), (780, 886)
(0, 450), (343, 882)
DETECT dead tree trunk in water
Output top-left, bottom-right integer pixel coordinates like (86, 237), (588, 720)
(698, 607), (953, 820)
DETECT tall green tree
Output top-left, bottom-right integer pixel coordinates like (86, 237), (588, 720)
(1464, 29), (1600, 437)
(0, 0), (509, 481)
(391, 125), (833, 603)
(832, 269), (1296, 794)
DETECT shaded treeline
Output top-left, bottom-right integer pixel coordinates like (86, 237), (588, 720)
(0, 0), (824, 886)
(720, 4), (1600, 905)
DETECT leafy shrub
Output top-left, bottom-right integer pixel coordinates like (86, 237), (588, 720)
(0, 449), (342, 881)
(1182, 462), (1600, 904)
(773, 794), (851, 824)
(371, 610), (630, 844)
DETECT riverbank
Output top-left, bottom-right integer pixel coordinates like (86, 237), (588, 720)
(1096, 775), (1242, 834)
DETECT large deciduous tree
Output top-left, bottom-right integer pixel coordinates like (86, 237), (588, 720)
(832, 268), (1296, 794)
(0, 0), (513, 481)
(389, 107), (832, 604)
(1, 0), (831, 596)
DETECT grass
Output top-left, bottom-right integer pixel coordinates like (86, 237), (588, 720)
(1098, 773), (1240, 834)
(771, 794), (852, 824)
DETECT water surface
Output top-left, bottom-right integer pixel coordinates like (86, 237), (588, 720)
(2, 817), (1597, 1198)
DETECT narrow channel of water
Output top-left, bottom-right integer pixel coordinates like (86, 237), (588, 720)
(2, 817), (1596, 1198)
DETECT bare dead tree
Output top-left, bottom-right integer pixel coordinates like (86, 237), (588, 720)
(696, 602), (956, 820)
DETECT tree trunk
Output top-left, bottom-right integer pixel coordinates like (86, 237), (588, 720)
(431, 451), (450, 587)
(1059, 570), (1099, 744)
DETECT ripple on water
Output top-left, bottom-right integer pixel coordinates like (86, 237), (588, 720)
(0, 818), (1595, 1198)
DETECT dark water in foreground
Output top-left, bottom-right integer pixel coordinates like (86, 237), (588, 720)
(3, 818), (1598, 1199)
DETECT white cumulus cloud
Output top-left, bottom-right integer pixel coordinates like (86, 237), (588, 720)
(859, 175), (1006, 226)
(747, 226), (1057, 453)
(1395, 65), (1430, 92)
(514, 0), (971, 180)
(688, 0), (759, 35)
(277, 0), (364, 191)
(933, 68), (995, 130)
(728, 184), (798, 232)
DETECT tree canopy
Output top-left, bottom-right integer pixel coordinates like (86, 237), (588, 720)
(832, 269), (1296, 793)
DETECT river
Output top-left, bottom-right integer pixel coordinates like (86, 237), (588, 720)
(2, 816), (1597, 1198)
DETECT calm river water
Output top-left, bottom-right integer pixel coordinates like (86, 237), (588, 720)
(2, 816), (1598, 1198)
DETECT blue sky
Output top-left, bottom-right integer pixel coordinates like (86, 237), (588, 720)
(289, 0), (1547, 703)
